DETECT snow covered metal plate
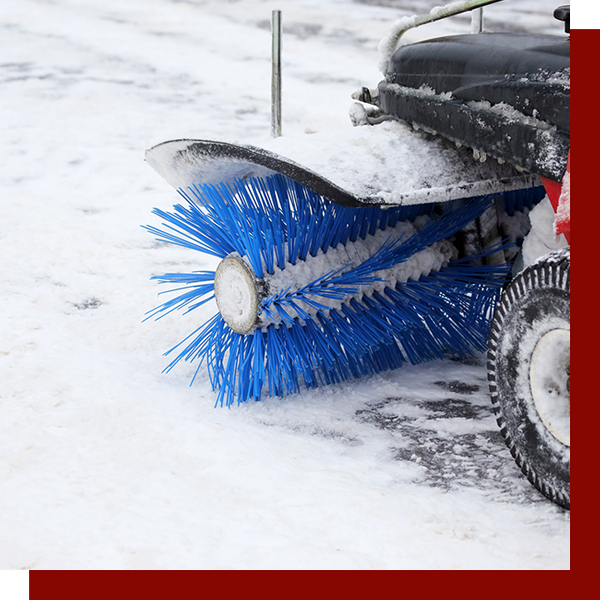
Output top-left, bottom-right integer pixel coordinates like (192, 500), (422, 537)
(146, 121), (540, 207)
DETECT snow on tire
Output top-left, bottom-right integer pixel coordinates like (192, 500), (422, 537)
(487, 247), (570, 509)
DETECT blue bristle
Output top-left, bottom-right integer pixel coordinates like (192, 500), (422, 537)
(144, 271), (216, 320)
(501, 185), (546, 216)
(146, 173), (516, 407)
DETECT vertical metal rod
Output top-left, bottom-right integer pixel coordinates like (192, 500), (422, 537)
(271, 10), (282, 138)
(471, 7), (484, 33)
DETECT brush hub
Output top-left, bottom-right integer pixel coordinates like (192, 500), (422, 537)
(214, 254), (260, 334)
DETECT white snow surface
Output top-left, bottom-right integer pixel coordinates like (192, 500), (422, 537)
(1, 0), (569, 569)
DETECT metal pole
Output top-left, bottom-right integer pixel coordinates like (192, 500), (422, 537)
(271, 10), (282, 138)
(471, 7), (484, 33)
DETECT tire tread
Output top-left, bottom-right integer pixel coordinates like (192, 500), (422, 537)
(487, 248), (570, 509)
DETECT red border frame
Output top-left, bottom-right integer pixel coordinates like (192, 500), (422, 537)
(26, 12), (585, 588)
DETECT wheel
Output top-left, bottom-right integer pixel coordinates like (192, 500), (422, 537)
(487, 247), (570, 509)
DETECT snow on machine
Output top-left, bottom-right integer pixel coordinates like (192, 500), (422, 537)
(144, 0), (570, 509)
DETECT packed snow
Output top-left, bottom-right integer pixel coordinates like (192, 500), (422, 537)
(262, 120), (537, 204)
(262, 218), (457, 325)
(522, 196), (569, 266)
(146, 124), (540, 206)
(1, 0), (569, 569)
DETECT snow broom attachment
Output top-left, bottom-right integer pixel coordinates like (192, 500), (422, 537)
(144, 128), (542, 406)
(145, 172), (513, 407)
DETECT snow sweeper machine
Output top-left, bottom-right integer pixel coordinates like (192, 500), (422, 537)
(144, 0), (571, 509)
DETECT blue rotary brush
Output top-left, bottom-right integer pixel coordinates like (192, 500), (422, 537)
(145, 173), (514, 407)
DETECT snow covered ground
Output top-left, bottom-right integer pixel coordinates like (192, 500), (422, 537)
(1, 0), (569, 569)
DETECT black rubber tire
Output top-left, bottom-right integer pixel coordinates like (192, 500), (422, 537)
(487, 247), (570, 509)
